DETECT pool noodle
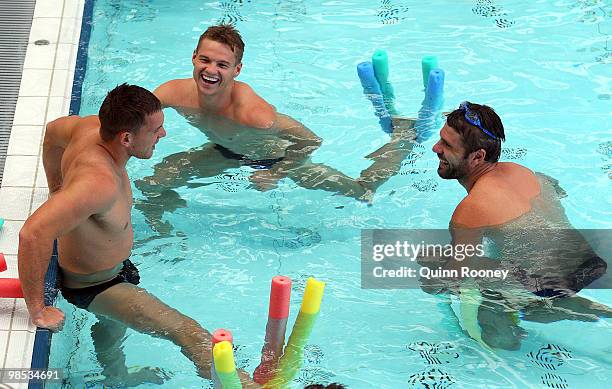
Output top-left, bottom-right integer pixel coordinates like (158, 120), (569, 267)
(415, 68), (445, 143)
(357, 62), (393, 134)
(372, 50), (398, 116)
(453, 287), (492, 350)
(213, 340), (242, 389)
(211, 329), (234, 388)
(300, 277), (325, 315)
(0, 253), (23, 298)
(264, 312), (319, 388)
(265, 277), (324, 387)
(421, 56), (438, 89)
(0, 252), (7, 272)
(254, 276), (291, 384)
(0, 279), (24, 298)
(0, 218), (4, 230)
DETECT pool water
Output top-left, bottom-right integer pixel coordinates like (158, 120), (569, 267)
(49, 0), (611, 388)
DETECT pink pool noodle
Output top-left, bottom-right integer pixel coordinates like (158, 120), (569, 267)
(212, 328), (233, 345)
(269, 275), (291, 320)
(211, 328), (233, 386)
(0, 253), (23, 298)
(254, 275), (292, 384)
(0, 252), (7, 272)
(0, 279), (23, 298)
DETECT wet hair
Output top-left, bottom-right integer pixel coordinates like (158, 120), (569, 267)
(304, 384), (347, 389)
(98, 83), (161, 141)
(196, 24), (245, 64)
(446, 102), (505, 163)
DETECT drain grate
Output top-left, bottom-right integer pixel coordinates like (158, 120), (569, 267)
(0, 0), (36, 186)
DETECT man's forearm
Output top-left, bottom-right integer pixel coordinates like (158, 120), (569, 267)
(18, 230), (54, 315)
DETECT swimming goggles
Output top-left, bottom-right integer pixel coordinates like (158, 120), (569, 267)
(459, 101), (498, 140)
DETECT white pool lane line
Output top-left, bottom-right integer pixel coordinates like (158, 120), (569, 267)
(0, 0), (84, 382)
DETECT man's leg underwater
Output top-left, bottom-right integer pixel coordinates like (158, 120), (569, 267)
(357, 117), (417, 192)
(135, 143), (240, 233)
(91, 314), (167, 385)
(88, 283), (259, 387)
(286, 118), (417, 199)
(286, 162), (370, 200)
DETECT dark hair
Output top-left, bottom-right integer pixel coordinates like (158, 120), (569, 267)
(98, 83), (161, 141)
(304, 384), (347, 389)
(446, 102), (505, 162)
(196, 24), (245, 64)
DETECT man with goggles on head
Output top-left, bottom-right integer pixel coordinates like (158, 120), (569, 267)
(420, 101), (610, 350)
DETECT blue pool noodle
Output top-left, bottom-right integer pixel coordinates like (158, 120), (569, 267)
(357, 61), (393, 134)
(415, 68), (445, 143)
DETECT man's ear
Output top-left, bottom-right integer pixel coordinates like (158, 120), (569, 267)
(472, 148), (487, 164)
(119, 131), (132, 147)
(234, 63), (242, 78)
(192, 51), (197, 64)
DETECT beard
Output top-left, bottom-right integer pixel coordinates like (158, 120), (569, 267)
(437, 157), (469, 179)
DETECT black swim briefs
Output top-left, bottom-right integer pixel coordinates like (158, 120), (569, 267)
(214, 144), (284, 169)
(60, 259), (140, 310)
(532, 255), (607, 298)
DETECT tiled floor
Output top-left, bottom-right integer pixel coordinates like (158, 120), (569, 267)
(0, 0), (84, 382)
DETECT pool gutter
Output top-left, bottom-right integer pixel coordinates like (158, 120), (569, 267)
(28, 1), (94, 388)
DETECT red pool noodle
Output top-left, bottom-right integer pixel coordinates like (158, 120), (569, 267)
(269, 275), (291, 320)
(0, 252), (7, 272)
(254, 276), (292, 384)
(0, 279), (23, 298)
(212, 328), (233, 345)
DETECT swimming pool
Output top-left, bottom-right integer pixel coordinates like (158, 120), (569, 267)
(49, 0), (611, 388)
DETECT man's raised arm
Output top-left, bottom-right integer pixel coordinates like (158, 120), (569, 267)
(18, 173), (116, 331)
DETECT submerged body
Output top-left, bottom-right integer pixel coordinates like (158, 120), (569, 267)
(136, 25), (418, 232)
(425, 103), (610, 350)
(18, 85), (259, 387)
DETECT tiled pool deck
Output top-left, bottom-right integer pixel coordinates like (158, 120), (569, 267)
(0, 0), (84, 383)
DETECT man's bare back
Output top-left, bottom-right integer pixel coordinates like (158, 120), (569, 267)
(451, 162), (541, 228)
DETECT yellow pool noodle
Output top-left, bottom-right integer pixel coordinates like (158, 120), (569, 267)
(213, 340), (236, 374)
(300, 277), (325, 314)
(265, 312), (318, 388)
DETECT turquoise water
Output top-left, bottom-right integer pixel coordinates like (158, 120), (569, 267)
(49, 0), (612, 388)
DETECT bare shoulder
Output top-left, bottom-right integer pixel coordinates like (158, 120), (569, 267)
(495, 162), (540, 196)
(233, 81), (276, 128)
(46, 115), (100, 146)
(154, 78), (194, 107)
(450, 196), (491, 228)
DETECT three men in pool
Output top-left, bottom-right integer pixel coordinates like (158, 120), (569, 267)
(423, 101), (611, 349)
(135, 24), (417, 230)
(18, 84), (258, 387)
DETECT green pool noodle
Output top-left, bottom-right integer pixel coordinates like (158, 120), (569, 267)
(421, 55), (438, 89)
(265, 312), (318, 388)
(372, 49), (398, 116)
(0, 218), (4, 230)
(458, 286), (492, 350)
(213, 340), (242, 388)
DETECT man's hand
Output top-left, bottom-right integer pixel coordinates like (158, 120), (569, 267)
(30, 306), (65, 332)
(250, 169), (285, 191)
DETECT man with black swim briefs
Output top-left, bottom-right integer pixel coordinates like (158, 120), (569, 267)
(18, 84), (259, 387)
(135, 24), (417, 230)
(420, 101), (612, 349)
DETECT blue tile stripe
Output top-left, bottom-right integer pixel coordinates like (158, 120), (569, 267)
(28, 1), (95, 387)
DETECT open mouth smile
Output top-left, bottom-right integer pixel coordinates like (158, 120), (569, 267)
(200, 73), (220, 85)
